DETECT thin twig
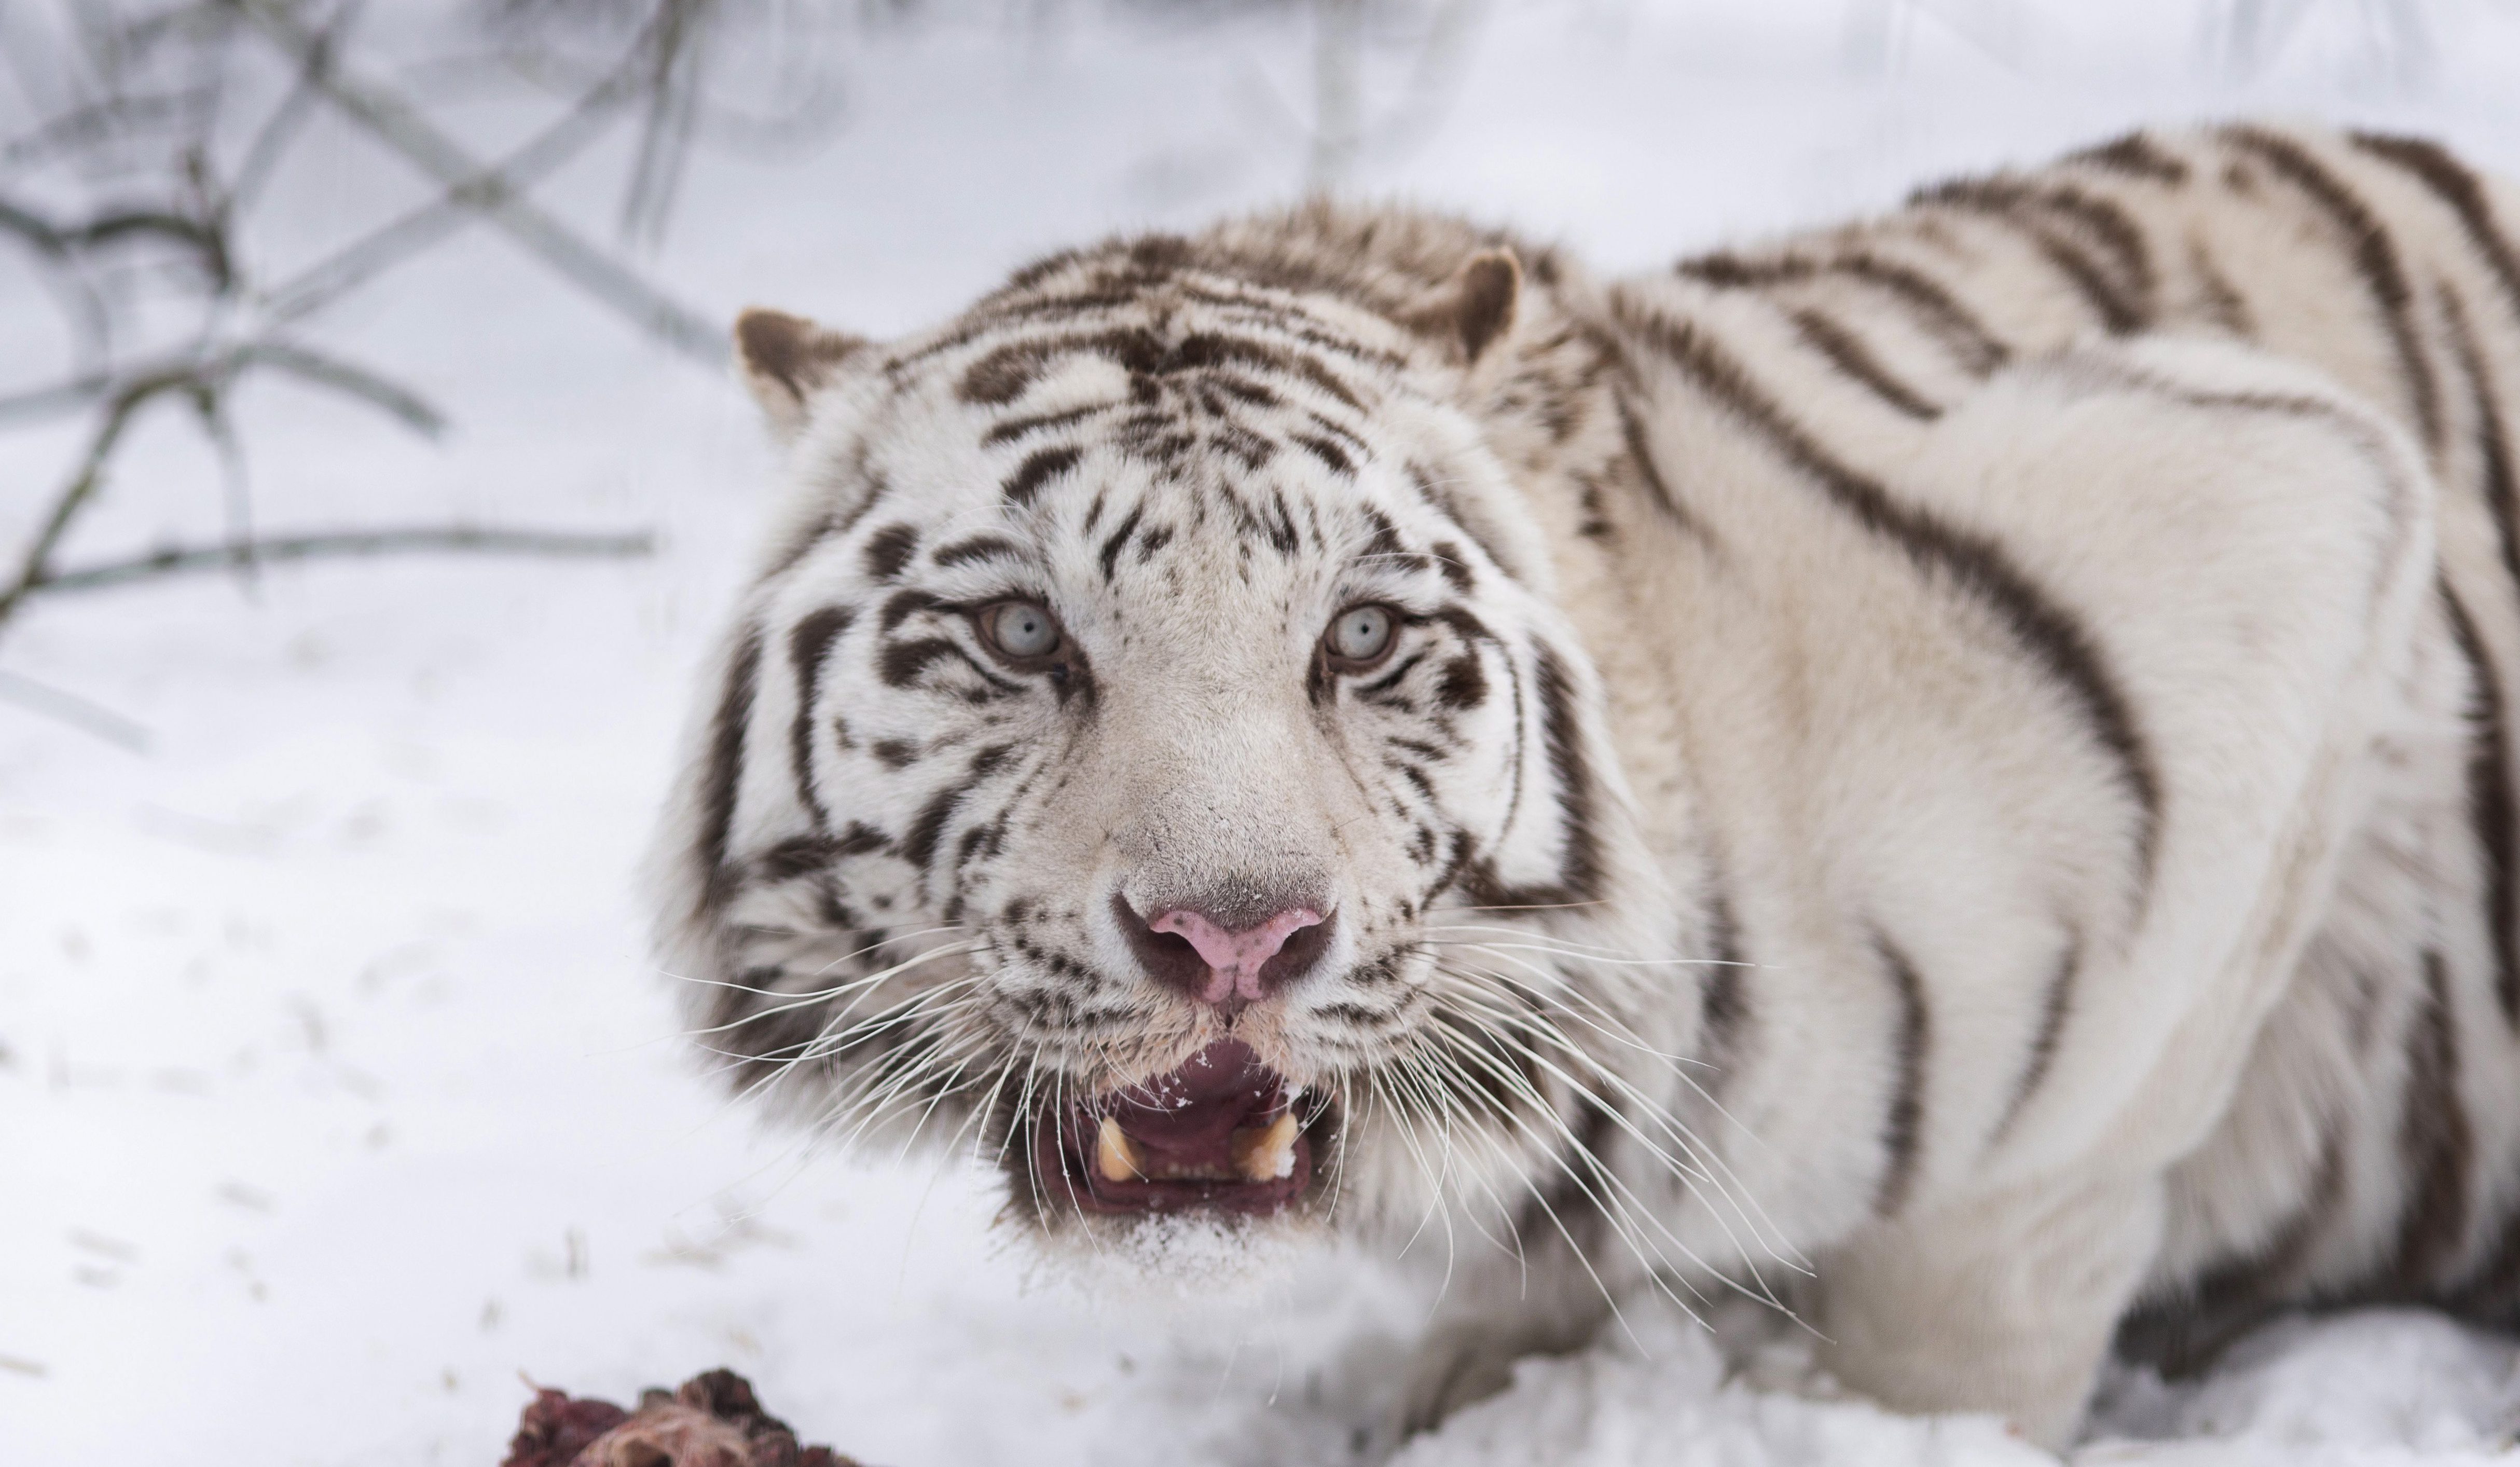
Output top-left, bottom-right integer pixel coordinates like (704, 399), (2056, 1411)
(0, 338), (444, 432)
(191, 385), (257, 591)
(617, 0), (709, 249)
(229, 1), (355, 210)
(25, 525), (655, 597)
(235, 340), (445, 436)
(0, 668), (151, 752)
(225, 0), (726, 364)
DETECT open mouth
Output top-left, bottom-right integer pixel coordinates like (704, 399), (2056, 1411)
(1031, 1039), (1330, 1216)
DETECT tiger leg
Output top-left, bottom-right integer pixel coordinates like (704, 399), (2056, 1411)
(1814, 1172), (2165, 1447)
(1384, 1230), (1620, 1443)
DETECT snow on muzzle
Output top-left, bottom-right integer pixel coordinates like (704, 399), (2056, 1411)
(1032, 1040), (1331, 1216)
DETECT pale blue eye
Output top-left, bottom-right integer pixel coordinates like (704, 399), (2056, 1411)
(988, 600), (1061, 658)
(1328, 605), (1394, 664)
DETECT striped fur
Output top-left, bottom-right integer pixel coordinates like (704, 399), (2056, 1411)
(648, 124), (2520, 1446)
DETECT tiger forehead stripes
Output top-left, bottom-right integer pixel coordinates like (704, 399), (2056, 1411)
(650, 123), (2520, 1446)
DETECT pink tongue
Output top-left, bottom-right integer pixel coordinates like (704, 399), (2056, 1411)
(1105, 1039), (1280, 1150)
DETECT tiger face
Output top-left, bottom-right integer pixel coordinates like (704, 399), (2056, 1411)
(651, 227), (1674, 1249)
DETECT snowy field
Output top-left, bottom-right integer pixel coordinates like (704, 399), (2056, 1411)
(11, 2), (2520, 1463)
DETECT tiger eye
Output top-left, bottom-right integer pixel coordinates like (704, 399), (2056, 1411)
(1325, 604), (1396, 667)
(984, 599), (1062, 659)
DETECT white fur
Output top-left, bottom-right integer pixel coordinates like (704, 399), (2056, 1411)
(651, 126), (2520, 1448)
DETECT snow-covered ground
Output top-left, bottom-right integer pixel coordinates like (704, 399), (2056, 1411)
(11, 3), (2520, 1462)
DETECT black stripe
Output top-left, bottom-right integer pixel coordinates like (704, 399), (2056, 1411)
(1456, 642), (1604, 909)
(2440, 582), (2519, 1025)
(2227, 126), (2445, 453)
(981, 403), (1110, 447)
(2448, 1160), (2520, 1318)
(1835, 253), (2012, 374)
(933, 533), (1027, 568)
(878, 637), (968, 689)
(1434, 652), (1486, 711)
(1909, 176), (2153, 333)
(1616, 393), (1710, 537)
(2440, 289), (2520, 622)
(1618, 300), (2163, 884)
(755, 823), (887, 885)
(1097, 505), (1145, 581)
(1174, 331), (1365, 410)
(1531, 643), (1604, 904)
(956, 326), (1368, 412)
(1788, 307), (1941, 419)
(2188, 236), (2256, 337)
(1292, 433), (1354, 477)
(2116, 1132), (2343, 1376)
(2391, 950), (2474, 1293)
(697, 626), (764, 911)
(1990, 940), (2077, 1144)
(901, 785), (962, 871)
(1408, 463), (1519, 584)
(1871, 931), (1931, 1218)
(1696, 861), (1748, 1092)
(2068, 131), (2191, 185)
(1516, 1084), (1622, 1251)
(2348, 132), (2520, 330)
(861, 524), (919, 582)
(1679, 249), (2011, 375)
(878, 588), (943, 634)
(1003, 446), (1081, 508)
(785, 607), (852, 830)
(1355, 650), (1429, 700)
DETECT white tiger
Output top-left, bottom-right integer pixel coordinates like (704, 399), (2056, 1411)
(648, 122), (2520, 1446)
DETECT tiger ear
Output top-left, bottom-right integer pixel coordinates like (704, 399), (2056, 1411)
(1407, 248), (1522, 368)
(734, 307), (870, 440)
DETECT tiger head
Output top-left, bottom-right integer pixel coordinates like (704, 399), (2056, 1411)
(649, 212), (1686, 1260)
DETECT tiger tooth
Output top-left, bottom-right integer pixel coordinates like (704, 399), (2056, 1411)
(1232, 1112), (1301, 1182)
(1096, 1117), (1145, 1183)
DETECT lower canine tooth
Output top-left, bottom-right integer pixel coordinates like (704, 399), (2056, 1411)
(1231, 1112), (1301, 1183)
(1096, 1117), (1145, 1182)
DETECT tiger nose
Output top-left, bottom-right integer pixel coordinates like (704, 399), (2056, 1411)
(1115, 894), (1333, 1007)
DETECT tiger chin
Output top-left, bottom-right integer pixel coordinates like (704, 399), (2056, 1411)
(650, 122), (2520, 1449)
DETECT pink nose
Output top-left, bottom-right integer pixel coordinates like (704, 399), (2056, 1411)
(1148, 907), (1325, 1007)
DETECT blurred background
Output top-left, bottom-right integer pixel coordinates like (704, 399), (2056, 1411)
(8, 3), (2520, 1464)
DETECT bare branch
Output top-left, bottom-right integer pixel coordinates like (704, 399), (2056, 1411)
(616, 0), (709, 249)
(228, 1), (355, 209)
(235, 340), (445, 436)
(0, 364), (211, 629)
(30, 523), (655, 596)
(224, 0), (727, 364)
(0, 336), (442, 635)
(0, 194), (225, 277)
(0, 336), (443, 432)
(0, 373), (113, 427)
(261, 25), (653, 322)
(3, 89), (214, 171)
